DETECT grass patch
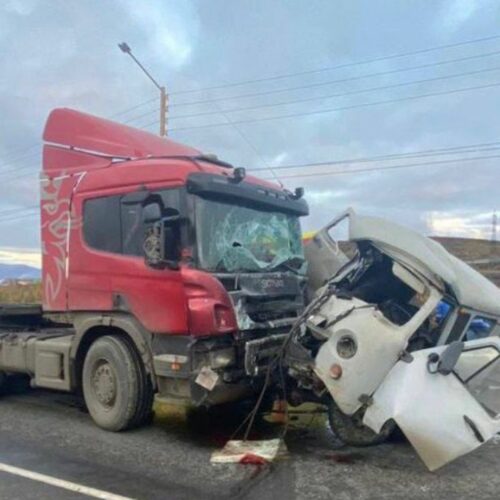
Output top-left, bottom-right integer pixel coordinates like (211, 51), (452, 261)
(0, 281), (42, 304)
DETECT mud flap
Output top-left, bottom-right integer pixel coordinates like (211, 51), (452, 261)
(363, 337), (500, 471)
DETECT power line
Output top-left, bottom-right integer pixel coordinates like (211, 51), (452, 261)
(0, 150), (40, 170)
(2, 34), (499, 165)
(108, 96), (158, 119)
(0, 143), (40, 163)
(209, 100), (282, 184)
(126, 64), (500, 123)
(7, 140), (498, 184)
(0, 153), (497, 222)
(0, 205), (38, 217)
(0, 169), (40, 186)
(167, 65), (500, 121)
(169, 33), (500, 95)
(122, 107), (159, 125)
(0, 149), (497, 223)
(260, 152), (500, 180)
(0, 211), (39, 224)
(250, 141), (500, 172)
(0, 100), (158, 172)
(165, 80), (500, 133)
(0, 205), (39, 224)
(5, 142), (499, 183)
(0, 99), (157, 172)
(5, 171), (39, 183)
(168, 49), (500, 107)
(0, 164), (39, 178)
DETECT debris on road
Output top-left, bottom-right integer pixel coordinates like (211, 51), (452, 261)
(210, 439), (287, 464)
(195, 367), (219, 391)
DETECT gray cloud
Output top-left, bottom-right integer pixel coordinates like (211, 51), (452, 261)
(0, 0), (499, 261)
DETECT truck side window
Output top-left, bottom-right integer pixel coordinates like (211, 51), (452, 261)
(83, 196), (121, 253)
(84, 188), (183, 256)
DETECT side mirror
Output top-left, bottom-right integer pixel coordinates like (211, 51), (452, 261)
(142, 203), (162, 223)
(122, 189), (151, 205)
(143, 207), (181, 270)
(437, 341), (464, 375)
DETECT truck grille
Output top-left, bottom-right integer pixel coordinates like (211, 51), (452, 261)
(216, 272), (306, 331)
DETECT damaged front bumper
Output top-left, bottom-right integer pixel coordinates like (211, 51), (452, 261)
(244, 334), (288, 376)
(152, 331), (289, 407)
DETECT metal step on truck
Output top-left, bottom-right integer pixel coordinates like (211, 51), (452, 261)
(0, 108), (309, 431)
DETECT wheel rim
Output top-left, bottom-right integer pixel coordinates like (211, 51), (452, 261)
(91, 360), (117, 408)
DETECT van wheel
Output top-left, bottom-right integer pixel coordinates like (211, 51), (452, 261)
(327, 399), (395, 447)
(0, 371), (6, 394)
(83, 335), (151, 431)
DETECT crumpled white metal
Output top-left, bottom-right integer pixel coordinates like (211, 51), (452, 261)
(347, 208), (500, 316)
(313, 284), (441, 415)
(363, 338), (500, 471)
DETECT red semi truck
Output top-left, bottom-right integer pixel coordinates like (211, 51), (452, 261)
(0, 108), (308, 431)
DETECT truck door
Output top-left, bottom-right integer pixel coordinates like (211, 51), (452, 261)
(304, 209), (356, 291)
(363, 337), (500, 471)
(69, 186), (189, 333)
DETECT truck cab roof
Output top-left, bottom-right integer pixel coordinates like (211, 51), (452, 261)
(41, 108), (281, 193)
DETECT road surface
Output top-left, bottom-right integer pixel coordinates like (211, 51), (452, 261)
(0, 388), (499, 499)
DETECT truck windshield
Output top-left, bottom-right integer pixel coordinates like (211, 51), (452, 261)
(195, 196), (305, 273)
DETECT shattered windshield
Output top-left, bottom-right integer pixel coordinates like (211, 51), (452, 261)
(195, 196), (305, 273)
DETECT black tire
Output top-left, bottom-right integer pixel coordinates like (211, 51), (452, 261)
(82, 335), (151, 431)
(0, 371), (6, 395)
(327, 399), (395, 447)
(123, 336), (154, 428)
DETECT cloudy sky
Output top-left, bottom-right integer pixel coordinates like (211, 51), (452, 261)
(0, 0), (499, 267)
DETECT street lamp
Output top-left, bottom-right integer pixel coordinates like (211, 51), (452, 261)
(118, 42), (168, 136)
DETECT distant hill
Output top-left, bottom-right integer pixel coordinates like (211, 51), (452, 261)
(0, 237), (497, 288)
(0, 263), (41, 282)
(432, 237), (500, 261)
(433, 237), (500, 287)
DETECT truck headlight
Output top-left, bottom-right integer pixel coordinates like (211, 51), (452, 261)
(337, 335), (357, 359)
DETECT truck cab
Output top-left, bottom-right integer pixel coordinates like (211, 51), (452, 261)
(32, 108), (308, 429)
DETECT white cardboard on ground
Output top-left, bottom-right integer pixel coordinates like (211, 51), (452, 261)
(210, 439), (287, 463)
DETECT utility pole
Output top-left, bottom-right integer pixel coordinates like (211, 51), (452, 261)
(160, 87), (168, 136)
(118, 42), (168, 136)
(491, 212), (498, 247)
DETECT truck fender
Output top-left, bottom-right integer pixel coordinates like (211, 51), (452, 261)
(71, 313), (156, 389)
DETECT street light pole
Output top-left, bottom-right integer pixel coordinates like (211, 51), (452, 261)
(118, 42), (168, 136)
(160, 86), (167, 137)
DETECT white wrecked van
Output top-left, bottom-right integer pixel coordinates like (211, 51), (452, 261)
(287, 208), (500, 470)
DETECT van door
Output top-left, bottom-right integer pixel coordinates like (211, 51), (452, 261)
(304, 209), (356, 291)
(363, 337), (500, 471)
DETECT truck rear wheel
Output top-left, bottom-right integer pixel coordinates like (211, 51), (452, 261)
(82, 335), (152, 431)
(327, 399), (395, 447)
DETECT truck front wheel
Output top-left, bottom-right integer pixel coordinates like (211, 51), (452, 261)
(82, 335), (152, 431)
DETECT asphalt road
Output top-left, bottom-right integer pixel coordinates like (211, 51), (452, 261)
(0, 388), (499, 500)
